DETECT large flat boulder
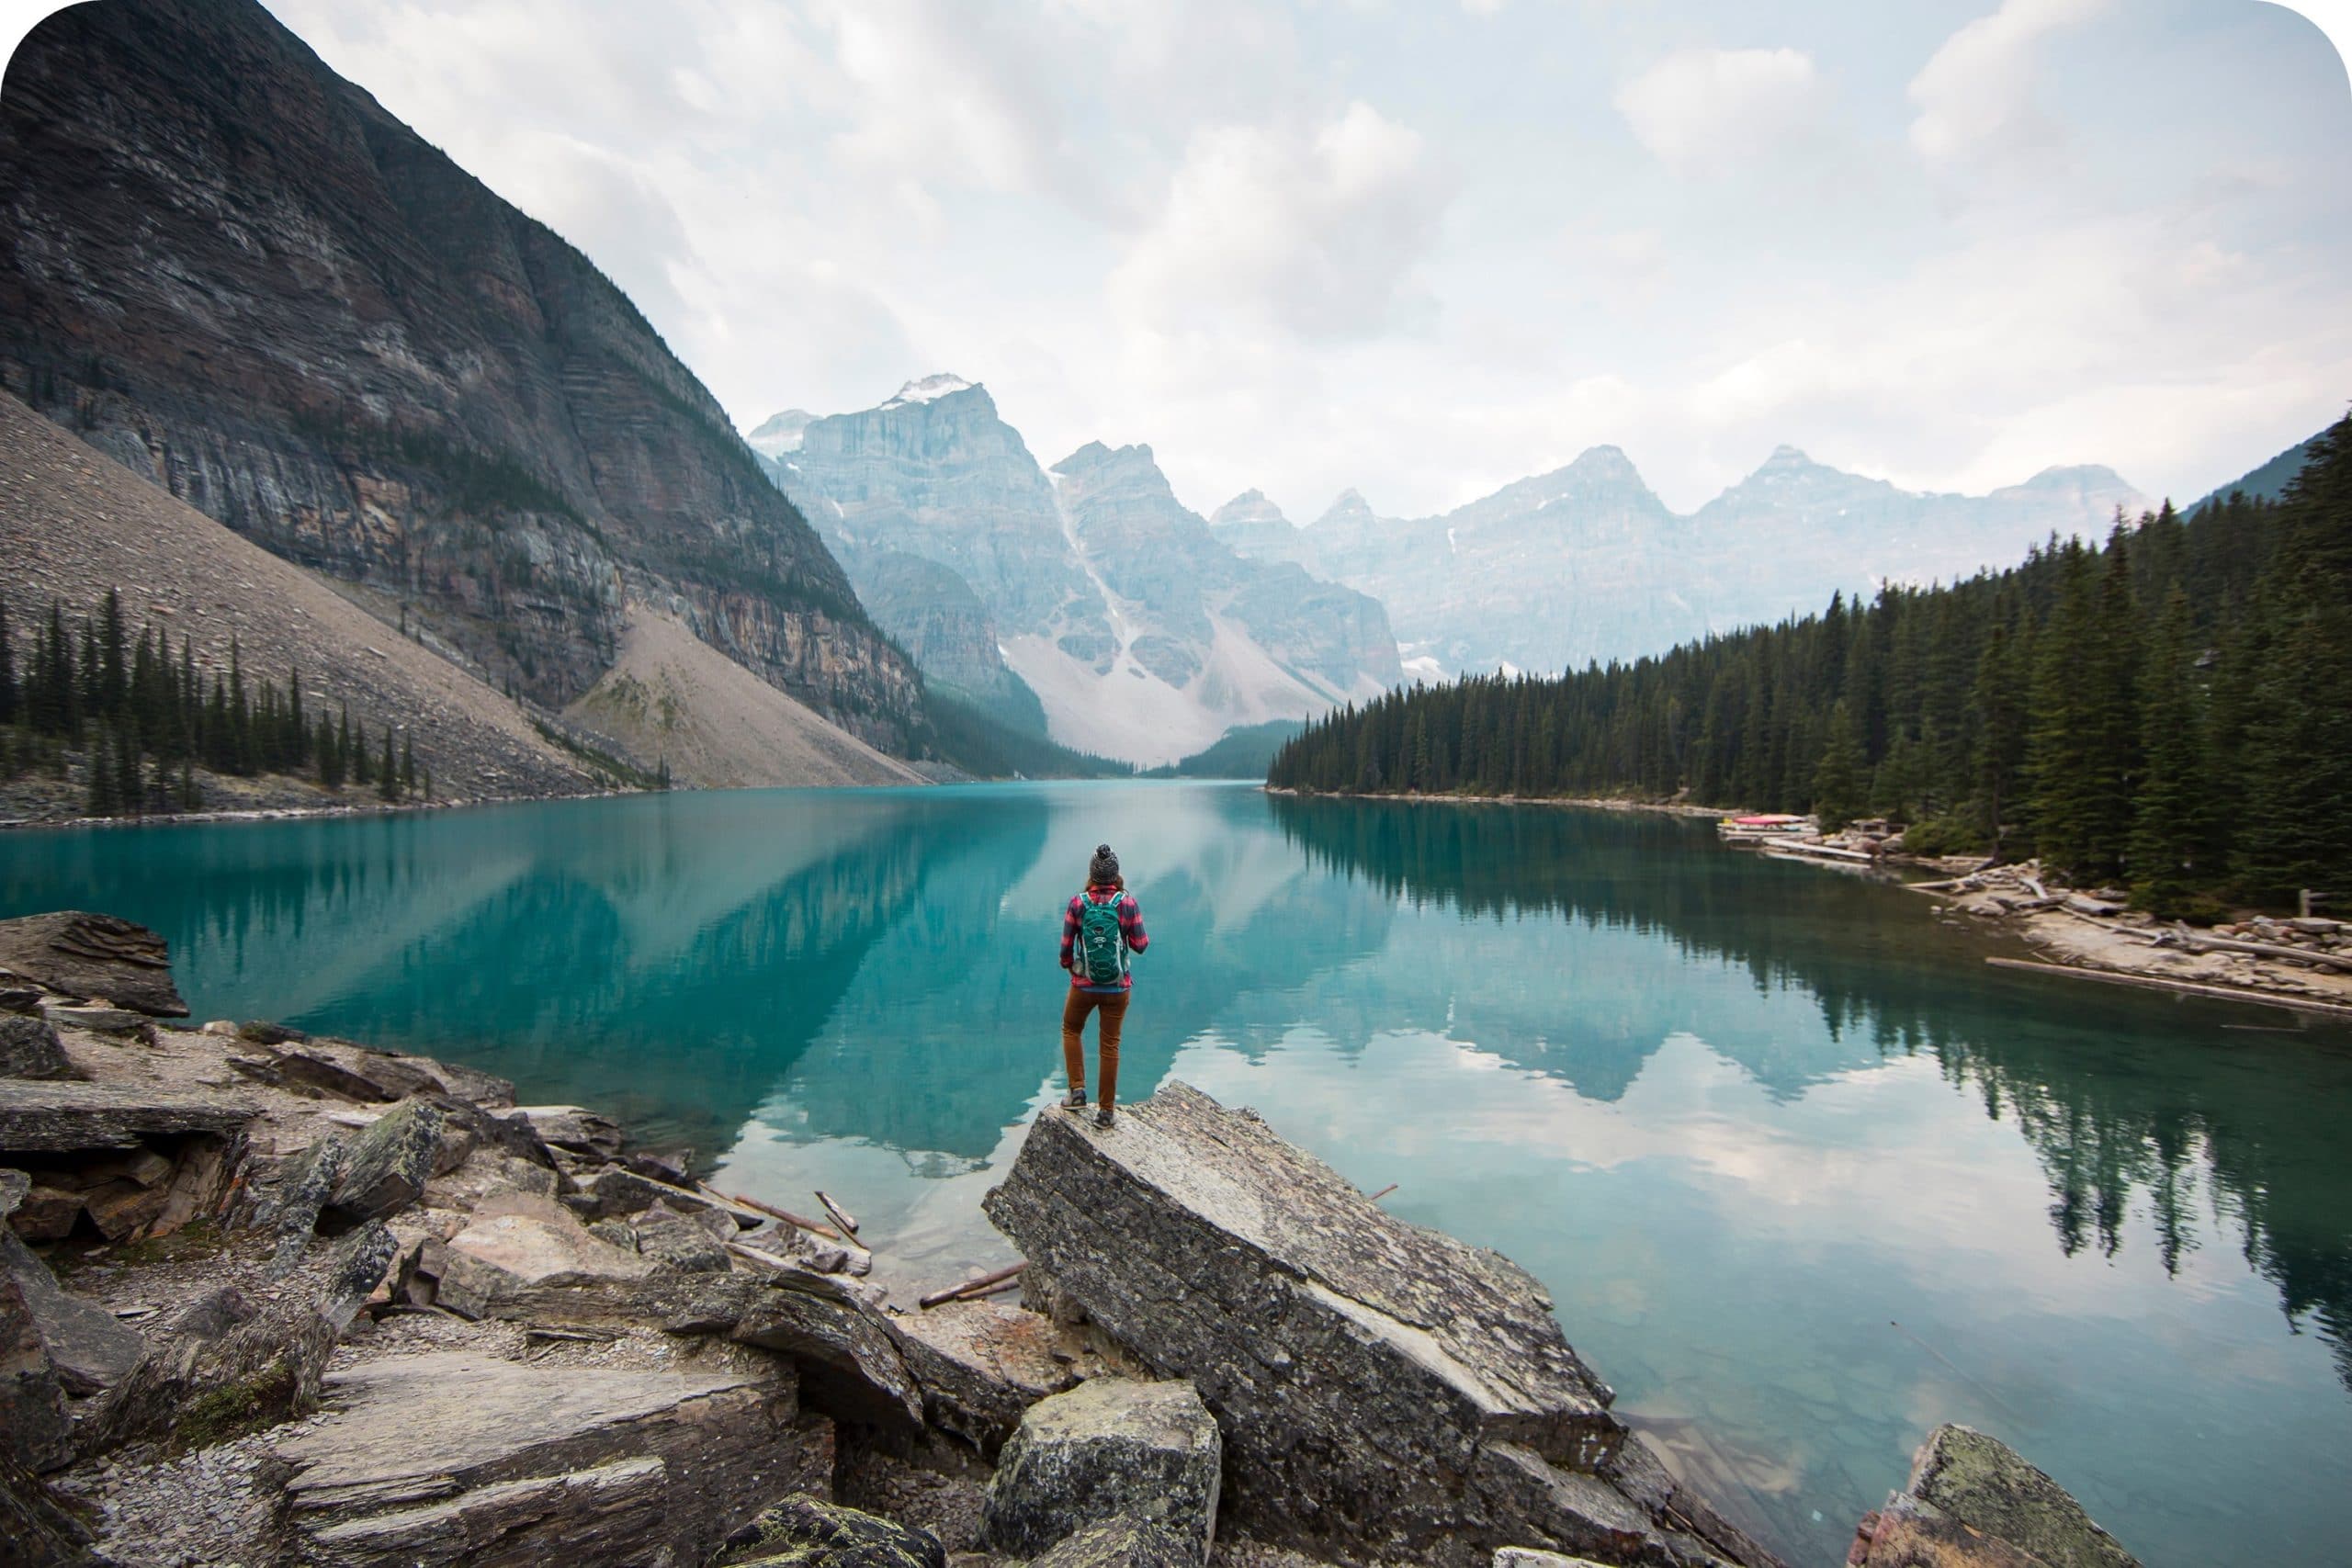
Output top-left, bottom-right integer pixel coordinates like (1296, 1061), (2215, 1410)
(272, 1350), (829, 1566)
(982, 1377), (1221, 1565)
(0, 1081), (255, 1155)
(982, 1084), (1774, 1568)
(0, 912), (187, 1017)
(322, 1099), (446, 1227)
(445, 1265), (925, 1428)
(889, 1298), (1086, 1455)
(426, 1193), (653, 1318)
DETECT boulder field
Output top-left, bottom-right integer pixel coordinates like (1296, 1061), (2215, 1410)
(0, 910), (2140, 1568)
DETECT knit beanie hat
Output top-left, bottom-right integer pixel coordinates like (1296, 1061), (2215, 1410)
(1089, 843), (1120, 885)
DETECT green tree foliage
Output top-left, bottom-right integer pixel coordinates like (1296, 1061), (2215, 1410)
(1270, 412), (2352, 908)
(0, 590), (428, 818)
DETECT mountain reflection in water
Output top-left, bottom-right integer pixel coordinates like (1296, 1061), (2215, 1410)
(4, 781), (2348, 1566)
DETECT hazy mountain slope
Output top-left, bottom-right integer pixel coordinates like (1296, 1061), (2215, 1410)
(2189, 432), (2319, 512)
(0, 0), (922, 751)
(562, 609), (923, 789)
(764, 380), (1403, 766)
(1217, 446), (2146, 678)
(0, 390), (591, 802)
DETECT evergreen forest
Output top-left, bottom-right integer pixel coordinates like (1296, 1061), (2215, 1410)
(0, 589), (427, 816)
(1269, 414), (2352, 914)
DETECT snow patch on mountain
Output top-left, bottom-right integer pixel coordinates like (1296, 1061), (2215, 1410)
(877, 373), (976, 410)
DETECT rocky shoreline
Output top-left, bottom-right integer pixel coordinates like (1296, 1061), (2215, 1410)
(2, 909), (2143, 1567)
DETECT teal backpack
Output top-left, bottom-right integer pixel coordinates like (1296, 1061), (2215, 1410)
(1078, 891), (1128, 986)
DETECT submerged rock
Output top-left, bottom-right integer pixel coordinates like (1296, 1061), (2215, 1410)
(982, 1082), (1776, 1567)
(1849, 1424), (2142, 1568)
(982, 1377), (1221, 1565)
(0, 912), (187, 1017)
(713, 1492), (946, 1567)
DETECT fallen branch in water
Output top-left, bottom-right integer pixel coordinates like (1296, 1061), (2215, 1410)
(815, 1190), (862, 1237)
(1367, 1183), (1398, 1201)
(920, 1261), (1025, 1310)
(716, 1187), (841, 1241)
(1986, 956), (2352, 1019)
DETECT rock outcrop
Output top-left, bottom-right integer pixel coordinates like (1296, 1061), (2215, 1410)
(984, 1084), (1777, 1566)
(0, 1018), (78, 1082)
(0, 912), (187, 1017)
(0, 0), (923, 751)
(982, 1377), (1223, 1565)
(1848, 1425), (2142, 1568)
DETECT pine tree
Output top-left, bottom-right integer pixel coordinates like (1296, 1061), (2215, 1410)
(86, 727), (118, 816)
(2028, 543), (2102, 877)
(1812, 699), (1867, 829)
(379, 730), (399, 802)
(2129, 590), (2207, 915)
(401, 733), (416, 797)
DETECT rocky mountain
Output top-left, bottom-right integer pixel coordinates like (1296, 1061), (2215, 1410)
(0, 389), (594, 805)
(760, 380), (1402, 765)
(1214, 446), (2147, 678)
(0, 0), (922, 753)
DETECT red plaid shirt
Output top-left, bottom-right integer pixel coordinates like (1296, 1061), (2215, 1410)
(1061, 885), (1148, 991)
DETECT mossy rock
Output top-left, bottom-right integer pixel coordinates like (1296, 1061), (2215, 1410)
(713, 1493), (945, 1568)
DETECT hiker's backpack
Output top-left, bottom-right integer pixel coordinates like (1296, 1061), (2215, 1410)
(1078, 891), (1128, 986)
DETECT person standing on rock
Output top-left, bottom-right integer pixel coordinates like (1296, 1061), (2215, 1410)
(1058, 843), (1148, 1128)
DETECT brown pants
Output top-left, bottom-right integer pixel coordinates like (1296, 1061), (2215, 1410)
(1061, 987), (1129, 1106)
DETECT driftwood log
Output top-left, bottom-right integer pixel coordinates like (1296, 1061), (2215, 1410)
(2163, 930), (2352, 976)
(920, 1261), (1025, 1310)
(1986, 957), (2352, 1020)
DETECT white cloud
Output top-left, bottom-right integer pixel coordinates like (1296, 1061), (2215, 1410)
(1908, 0), (2112, 164)
(1109, 102), (1454, 343)
(1615, 47), (1821, 178)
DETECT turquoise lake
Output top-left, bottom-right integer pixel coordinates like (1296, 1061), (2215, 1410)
(4, 780), (2348, 1564)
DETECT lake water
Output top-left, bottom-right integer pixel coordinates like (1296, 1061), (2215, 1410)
(4, 781), (2348, 1564)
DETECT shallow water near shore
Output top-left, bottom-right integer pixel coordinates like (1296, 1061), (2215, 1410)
(5, 780), (2349, 1563)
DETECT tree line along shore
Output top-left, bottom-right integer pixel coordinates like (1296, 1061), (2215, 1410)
(1270, 413), (2352, 921)
(0, 588), (431, 819)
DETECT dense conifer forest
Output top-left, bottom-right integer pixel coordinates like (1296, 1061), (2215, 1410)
(0, 589), (426, 816)
(1269, 414), (2352, 913)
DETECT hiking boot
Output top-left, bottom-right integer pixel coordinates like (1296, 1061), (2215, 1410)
(1096, 1103), (1115, 1129)
(1061, 1088), (1088, 1111)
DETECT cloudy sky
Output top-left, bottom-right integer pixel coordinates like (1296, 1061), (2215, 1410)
(258, 0), (2352, 520)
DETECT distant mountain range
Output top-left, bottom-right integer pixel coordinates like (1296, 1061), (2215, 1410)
(752, 378), (1400, 766)
(1209, 446), (2148, 680)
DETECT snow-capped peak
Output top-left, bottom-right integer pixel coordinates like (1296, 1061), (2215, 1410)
(746, 409), (813, 457)
(877, 373), (975, 410)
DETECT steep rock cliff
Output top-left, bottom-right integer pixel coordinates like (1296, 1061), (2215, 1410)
(0, 0), (922, 750)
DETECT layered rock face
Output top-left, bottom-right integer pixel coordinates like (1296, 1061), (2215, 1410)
(773, 381), (1401, 764)
(0, 0), (922, 750)
(983, 1084), (1778, 1567)
(1215, 446), (2147, 680)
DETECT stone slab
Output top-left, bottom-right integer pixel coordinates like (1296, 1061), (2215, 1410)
(1908, 1427), (2139, 1568)
(274, 1350), (826, 1565)
(0, 1081), (255, 1155)
(0, 912), (186, 1017)
(983, 1377), (1221, 1565)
